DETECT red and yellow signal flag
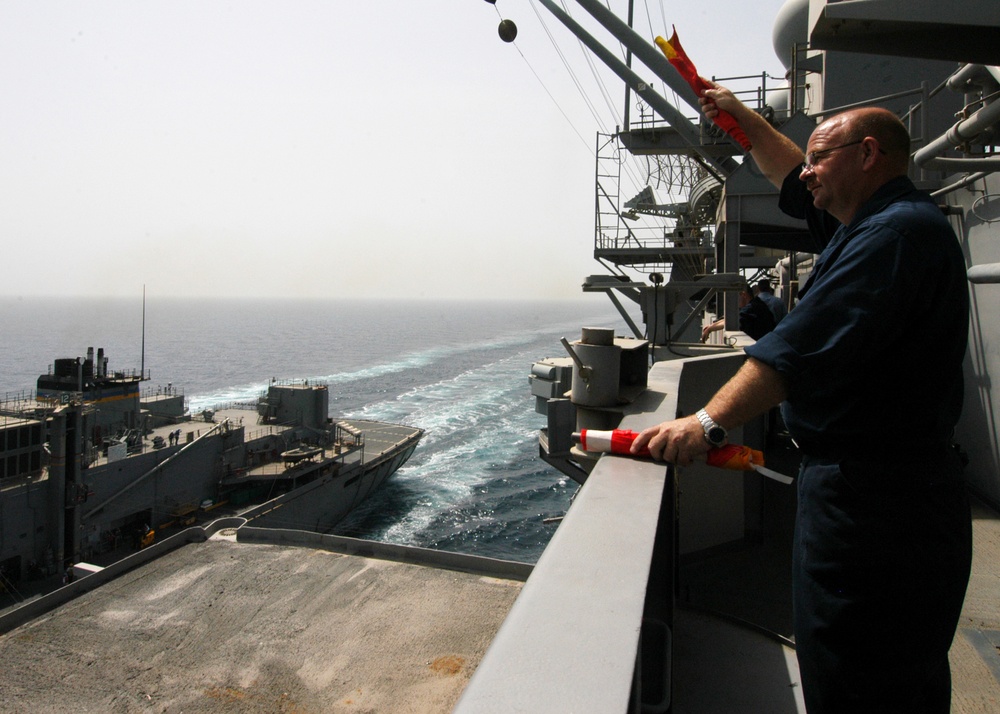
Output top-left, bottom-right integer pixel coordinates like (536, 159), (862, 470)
(654, 27), (753, 151)
(573, 429), (762, 469)
(572, 429), (794, 484)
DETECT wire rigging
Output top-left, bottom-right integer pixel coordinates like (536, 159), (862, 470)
(561, 0), (622, 127)
(508, 1), (677, 202)
(496, 1), (712, 283)
(484, 0), (593, 152)
(517, 0), (670, 198)
(526, 1), (606, 151)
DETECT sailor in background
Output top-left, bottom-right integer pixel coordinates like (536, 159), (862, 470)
(632, 82), (972, 713)
(701, 283), (776, 342)
(754, 279), (787, 324)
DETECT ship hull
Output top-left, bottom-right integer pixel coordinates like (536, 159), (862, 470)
(241, 428), (421, 533)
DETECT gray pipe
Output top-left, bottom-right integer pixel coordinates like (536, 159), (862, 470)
(918, 157), (1000, 172)
(968, 264), (1000, 284)
(946, 64), (1000, 93)
(930, 171), (990, 198)
(913, 68), (1000, 171)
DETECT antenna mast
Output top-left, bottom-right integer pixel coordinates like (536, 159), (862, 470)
(141, 285), (146, 380)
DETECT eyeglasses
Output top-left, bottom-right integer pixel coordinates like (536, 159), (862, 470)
(801, 140), (864, 172)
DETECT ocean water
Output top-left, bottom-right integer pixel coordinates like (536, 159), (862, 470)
(0, 296), (630, 563)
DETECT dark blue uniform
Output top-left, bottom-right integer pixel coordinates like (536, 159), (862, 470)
(745, 170), (972, 713)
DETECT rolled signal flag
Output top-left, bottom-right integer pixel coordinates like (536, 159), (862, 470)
(576, 428), (651, 458)
(654, 28), (752, 152)
(573, 429), (761, 470)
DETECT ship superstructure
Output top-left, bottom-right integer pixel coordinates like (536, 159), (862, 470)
(493, 0), (1000, 711)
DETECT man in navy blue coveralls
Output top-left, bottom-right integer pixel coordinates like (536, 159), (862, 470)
(632, 84), (972, 713)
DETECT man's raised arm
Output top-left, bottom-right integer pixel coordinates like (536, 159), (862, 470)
(701, 82), (803, 188)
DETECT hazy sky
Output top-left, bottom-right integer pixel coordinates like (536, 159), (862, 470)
(2, 1), (789, 301)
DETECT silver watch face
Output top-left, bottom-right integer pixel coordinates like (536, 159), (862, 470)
(707, 426), (727, 445)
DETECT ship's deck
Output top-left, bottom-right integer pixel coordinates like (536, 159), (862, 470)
(0, 496), (998, 712)
(0, 532), (525, 714)
(673, 494), (1000, 713)
(342, 418), (426, 463)
(119, 411), (422, 487)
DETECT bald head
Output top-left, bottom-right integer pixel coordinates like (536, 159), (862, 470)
(818, 107), (911, 176)
(804, 107), (912, 223)
(842, 107), (911, 175)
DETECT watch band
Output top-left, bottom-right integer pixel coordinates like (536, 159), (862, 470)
(695, 408), (715, 431)
(696, 409), (728, 446)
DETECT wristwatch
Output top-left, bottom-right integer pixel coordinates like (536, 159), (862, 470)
(696, 409), (728, 447)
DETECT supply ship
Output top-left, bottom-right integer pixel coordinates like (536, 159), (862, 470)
(0, 346), (422, 588)
(1, 2), (999, 712)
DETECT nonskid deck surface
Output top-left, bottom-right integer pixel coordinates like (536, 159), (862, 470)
(0, 535), (521, 714)
(339, 419), (423, 463)
(0, 500), (997, 712)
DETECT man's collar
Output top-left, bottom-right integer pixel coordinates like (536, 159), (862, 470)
(846, 175), (915, 229)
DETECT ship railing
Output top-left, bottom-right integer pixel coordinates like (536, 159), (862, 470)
(141, 384), (184, 399)
(456, 360), (684, 713)
(243, 425), (293, 443)
(0, 390), (46, 422)
(458, 352), (779, 713)
(0, 389), (37, 405)
(594, 224), (711, 252)
(259, 378), (330, 392)
(82, 368), (146, 382)
(192, 400), (258, 413)
(628, 70), (786, 135)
